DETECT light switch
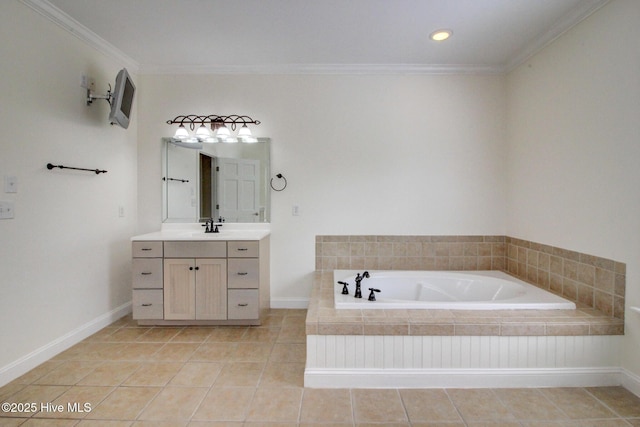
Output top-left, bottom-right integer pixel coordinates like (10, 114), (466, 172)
(4, 176), (17, 193)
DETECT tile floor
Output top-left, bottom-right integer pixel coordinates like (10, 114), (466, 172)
(1, 309), (639, 426)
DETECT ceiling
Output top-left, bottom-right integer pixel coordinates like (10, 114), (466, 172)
(31, 0), (608, 74)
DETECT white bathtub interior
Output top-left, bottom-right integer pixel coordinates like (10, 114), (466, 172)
(334, 270), (576, 310)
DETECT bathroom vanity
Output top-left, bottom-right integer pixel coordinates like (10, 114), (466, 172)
(131, 224), (270, 326)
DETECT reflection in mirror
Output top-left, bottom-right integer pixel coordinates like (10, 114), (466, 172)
(162, 137), (270, 223)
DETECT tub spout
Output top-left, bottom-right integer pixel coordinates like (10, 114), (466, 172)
(354, 271), (369, 299)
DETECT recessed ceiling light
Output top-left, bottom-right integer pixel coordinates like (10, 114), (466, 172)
(430, 29), (453, 42)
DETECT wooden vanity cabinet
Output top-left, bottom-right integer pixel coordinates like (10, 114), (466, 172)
(132, 237), (269, 326)
(132, 241), (164, 320)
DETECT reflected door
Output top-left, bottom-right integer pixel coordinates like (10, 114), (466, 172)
(215, 157), (261, 222)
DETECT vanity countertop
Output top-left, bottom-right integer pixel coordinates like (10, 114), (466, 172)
(131, 223), (270, 241)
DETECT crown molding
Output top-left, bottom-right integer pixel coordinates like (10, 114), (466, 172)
(506, 0), (610, 72)
(139, 63), (505, 76)
(19, 0), (139, 72)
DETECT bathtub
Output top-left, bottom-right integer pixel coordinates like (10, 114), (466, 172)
(333, 270), (576, 310)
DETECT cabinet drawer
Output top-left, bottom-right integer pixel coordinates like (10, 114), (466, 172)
(227, 289), (259, 319)
(132, 290), (163, 319)
(228, 241), (259, 258)
(227, 258), (259, 289)
(164, 241), (226, 258)
(132, 259), (163, 289)
(132, 241), (163, 258)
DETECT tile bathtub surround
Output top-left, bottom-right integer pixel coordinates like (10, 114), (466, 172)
(506, 237), (626, 319)
(316, 235), (626, 320)
(316, 235), (507, 272)
(2, 311), (640, 426)
(306, 271), (624, 336)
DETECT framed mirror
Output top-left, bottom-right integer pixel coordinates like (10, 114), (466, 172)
(162, 137), (271, 223)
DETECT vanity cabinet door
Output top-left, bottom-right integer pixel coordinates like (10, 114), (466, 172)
(195, 258), (227, 320)
(164, 259), (196, 320)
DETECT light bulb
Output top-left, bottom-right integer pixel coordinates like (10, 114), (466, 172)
(238, 124), (252, 138)
(173, 125), (189, 140)
(195, 124), (212, 141)
(215, 124), (230, 139)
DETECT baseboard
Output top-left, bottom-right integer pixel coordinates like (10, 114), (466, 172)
(270, 297), (309, 309)
(0, 301), (132, 387)
(621, 368), (640, 398)
(304, 367), (623, 389)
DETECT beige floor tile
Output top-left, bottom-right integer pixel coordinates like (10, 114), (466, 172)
(169, 362), (223, 387)
(269, 343), (306, 363)
(34, 385), (113, 419)
(0, 381), (27, 401)
(189, 343), (237, 362)
(108, 327), (153, 342)
(33, 361), (103, 385)
(586, 386), (640, 417)
(205, 328), (248, 342)
(12, 361), (65, 384)
(410, 423), (465, 427)
(77, 361), (141, 386)
(464, 422), (521, 427)
(139, 387), (208, 421)
(400, 389), (462, 423)
(260, 362), (305, 388)
(493, 388), (567, 420)
(132, 421), (187, 427)
(0, 419), (32, 427)
(626, 419), (640, 427)
(191, 387), (255, 421)
(260, 314), (285, 327)
(232, 342), (273, 362)
(300, 388), (352, 423)
(446, 389), (514, 422)
(352, 389), (408, 423)
(276, 324), (306, 343)
(51, 342), (95, 361)
(246, 387), (303, 422)
(171, 328), (215, 343)
(540, 387), (617, 419)
(241, 328), (280, 343)
(555, 421), (635, 427)
(110, 343), (165, 361)
(19, 419), (79, 426)
(122, 362), (183, 387)
(150, 343), (201, 362)
(137, 327), (183, 342)
(77, 421), (135, 426)
(214, 362), (265, 387)
(87, 386), (160, 420)
(2, 385), (69, 417)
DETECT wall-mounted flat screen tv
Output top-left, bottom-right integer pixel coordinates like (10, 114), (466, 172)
(109, 68), (135, 129)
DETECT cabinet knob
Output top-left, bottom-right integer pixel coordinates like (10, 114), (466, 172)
(236, 248), (248, 251)
(237, 303), (249, 307)
(141, 272), (152, 275)
(237, 272), (248, 276)
(189, 267), (194, 271)
(141, 303), (152, 307)
(141, 248), (152, 251)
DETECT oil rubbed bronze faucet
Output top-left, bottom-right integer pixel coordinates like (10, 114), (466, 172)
(354, 271), (370, 298)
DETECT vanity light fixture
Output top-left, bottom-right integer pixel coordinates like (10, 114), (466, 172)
(167, 114), (261, 143)
(430, 29), (453, 42)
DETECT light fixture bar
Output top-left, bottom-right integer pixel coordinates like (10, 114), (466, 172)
(166, 114), (260, 131)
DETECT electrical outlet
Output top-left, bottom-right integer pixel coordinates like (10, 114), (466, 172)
(0, 201), (15, 219)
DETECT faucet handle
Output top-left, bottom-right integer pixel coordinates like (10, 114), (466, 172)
(338, 281), (349, 295)
(368, 288), (380, 301)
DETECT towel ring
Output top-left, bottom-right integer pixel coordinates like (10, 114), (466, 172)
(270, 173), (287, 191)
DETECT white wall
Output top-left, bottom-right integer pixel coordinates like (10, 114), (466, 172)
(137, 74), (507, 303)
(506, 0), (640, 377)
(0, 1), (138, 381)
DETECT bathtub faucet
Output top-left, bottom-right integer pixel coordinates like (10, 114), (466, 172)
(354, 271), (370, 298)
(338, 281), (349, 295)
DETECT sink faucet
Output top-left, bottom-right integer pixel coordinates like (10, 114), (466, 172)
(202, 218), (223, 233)
(354, 271), (370, 298)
